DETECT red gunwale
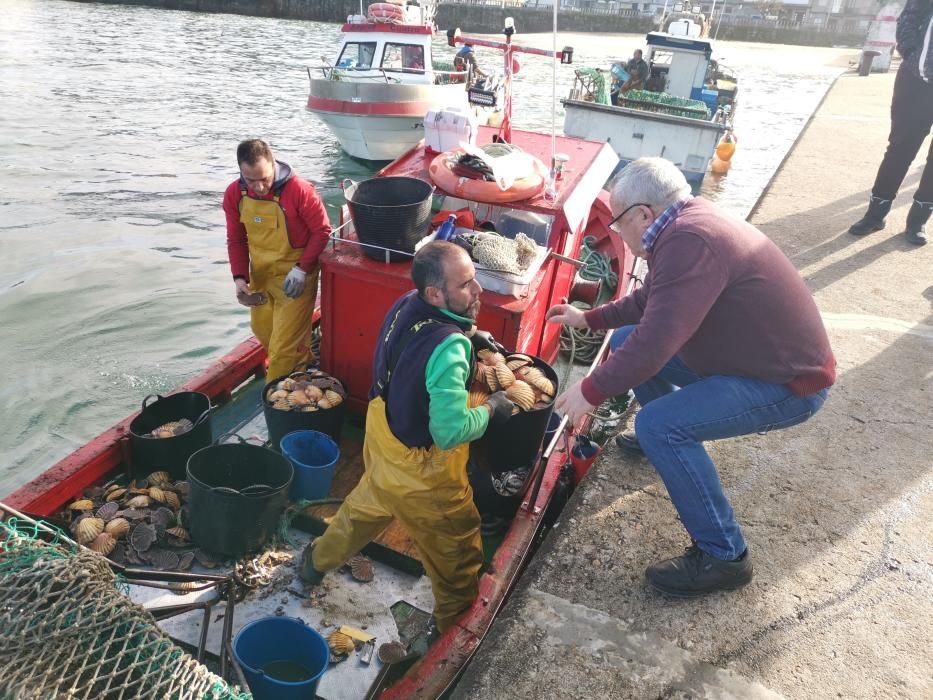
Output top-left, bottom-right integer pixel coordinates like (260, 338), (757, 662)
(342, 23), (433, 35)
(306, 96), (437, 117)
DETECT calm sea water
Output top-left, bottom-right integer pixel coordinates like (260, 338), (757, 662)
(0, 0), (854, 496)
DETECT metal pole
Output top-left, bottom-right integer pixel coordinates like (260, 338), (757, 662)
(714, 0), (727, 40)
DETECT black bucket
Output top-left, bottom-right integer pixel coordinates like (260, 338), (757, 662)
(128, 392), (212, 480)
(473, 357), (559, 473)
(345, 176), (433, 261)
(186, 437), (293, 557)
(262, 373), (347, 449)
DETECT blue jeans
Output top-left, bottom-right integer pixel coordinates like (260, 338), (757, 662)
(610, 325), (829, 561)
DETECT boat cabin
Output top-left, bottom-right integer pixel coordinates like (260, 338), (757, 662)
(643, 31), (721, 112)
(333, 22), (439, 86)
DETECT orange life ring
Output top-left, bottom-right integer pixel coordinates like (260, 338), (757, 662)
(428, 150), (548, 204)
(368, 3), (404, 21)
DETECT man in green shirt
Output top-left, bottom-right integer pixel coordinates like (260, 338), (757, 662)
(301, 242), (512, 632)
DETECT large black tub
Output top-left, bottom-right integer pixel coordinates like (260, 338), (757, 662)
(473, 356), (559, 473)
(262, 372), (347, 449)
(128, 392), (212, 479)
(186, 439), (293, 557)
(345, 176), (433, 261)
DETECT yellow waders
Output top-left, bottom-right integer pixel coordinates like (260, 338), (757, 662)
(312, 397), (483, 632)
(239, 193), (318, 380)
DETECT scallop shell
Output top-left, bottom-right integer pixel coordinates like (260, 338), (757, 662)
(149, 487), (167, 504)
(125, 495), (151, 509)
(282, 377), (297, 391)
(306, 385), (324, 401)
(288, 390), (311, 407)
(377, 641), (407, 665)
(483, 365), (500, 392)
(506, 353), (534, 366)
(130, 522), (157, 553)
(468, 389), (490, 409)
(105, 488), (127, 502)
(519, 366), (545, 384)
(163, 491), (181, 511)
(267, 388), (287, 403)
(473, 364), (486, 384)
(301, 404), (319, 412)
(118, 508), (146, 521)
(327, 631), (356, 656)
(148, 548), (180, 571)
(506, 381), (536, 411)
(494, 363), (515, 389)
(317, 397), (333, 410)
(348, 555), (375, 582)
(527, 373), (555, 397)
(272, 398), (290, 411)
(172, 580), (198, 595)
(166, 526), (190, 541)
(95, 501), (120, 522)
(177, 552), (195, 572)
(173, 481), (190, 498)
(193, 548), (220, 569)
(69, 499), (94, 511)
(76, 517), (105, 545)
(89, 532), (116, 555)
(150, 507), (175, 532)
(148, 471), (171, 484)
(105, 517), (130, 538)
(324, 389), (344, 407)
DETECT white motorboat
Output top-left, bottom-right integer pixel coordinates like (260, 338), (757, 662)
(307, 0), (500, 162)
(562, 20), (738, 186)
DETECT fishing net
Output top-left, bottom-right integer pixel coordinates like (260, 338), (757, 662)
(573, 67), (610, 105)
(0, 518), (251, 700)
(618, 89), (710, 120)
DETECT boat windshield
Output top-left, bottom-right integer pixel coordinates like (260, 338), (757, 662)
(337, 41), (377, 69)
(382, 43), (426, 72)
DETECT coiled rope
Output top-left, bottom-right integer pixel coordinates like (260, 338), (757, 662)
(559, 236), (619, 381)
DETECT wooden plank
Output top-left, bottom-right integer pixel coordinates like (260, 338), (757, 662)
(305, 437), (422, 566)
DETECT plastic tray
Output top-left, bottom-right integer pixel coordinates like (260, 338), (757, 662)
(475, 244), (550, 297)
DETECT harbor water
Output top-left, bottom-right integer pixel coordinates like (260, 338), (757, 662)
(0, 0), (854, 495)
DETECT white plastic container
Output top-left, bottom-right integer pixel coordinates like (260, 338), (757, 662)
(424, 107), (478, 153)
(474, 244), (550, 298)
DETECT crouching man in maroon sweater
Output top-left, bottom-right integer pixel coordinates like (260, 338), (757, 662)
(547, 157), (835, 597)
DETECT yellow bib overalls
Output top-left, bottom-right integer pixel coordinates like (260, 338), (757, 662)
(312, 397), (483, 633)
(239, 191), (319, 380)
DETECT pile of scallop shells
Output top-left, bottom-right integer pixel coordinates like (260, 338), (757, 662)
(468, 349), (555, 414)
(265, 370), (347, 413)
(61, 471), (214, 571)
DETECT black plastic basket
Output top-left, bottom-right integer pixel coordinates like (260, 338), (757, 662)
(345, 176), (433, 262)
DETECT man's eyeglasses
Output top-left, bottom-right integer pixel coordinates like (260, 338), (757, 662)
(608, 202), (650, 233)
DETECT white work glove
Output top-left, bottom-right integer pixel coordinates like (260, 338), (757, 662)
(283, 266), (307, 299)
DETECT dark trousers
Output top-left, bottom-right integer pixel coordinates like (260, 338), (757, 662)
(872, 63), (933, 202)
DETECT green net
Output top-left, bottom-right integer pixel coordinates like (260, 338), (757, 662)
(618, 90), (710, 120)
(0, 518), (251, 700)
(573, 67), (610, 105)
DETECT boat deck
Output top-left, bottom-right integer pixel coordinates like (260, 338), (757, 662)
(125, 377), (444, 700)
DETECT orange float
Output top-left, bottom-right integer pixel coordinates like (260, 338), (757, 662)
(428, 150), (548, 204)
(715, 131), (737, 161)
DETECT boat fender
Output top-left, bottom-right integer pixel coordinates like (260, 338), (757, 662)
(429, 150), (548, 204)
(715, 131), (737, 161)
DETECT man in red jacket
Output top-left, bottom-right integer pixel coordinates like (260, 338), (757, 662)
(548, 157), (835, 598)
(223, 140), (331, 379)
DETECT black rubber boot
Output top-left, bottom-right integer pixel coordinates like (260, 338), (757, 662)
(849, 195), (892, 236)
(905, 200), (931, 246)
(299, 543), (325, 586)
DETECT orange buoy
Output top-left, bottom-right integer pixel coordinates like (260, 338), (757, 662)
(715, 131), (737, 162)
(710, 155), (731, 174)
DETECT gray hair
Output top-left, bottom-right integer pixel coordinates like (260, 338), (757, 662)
(610, 157), (691, 213)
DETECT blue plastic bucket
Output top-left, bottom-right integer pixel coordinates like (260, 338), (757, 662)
(280, 430), (339, 501)
(233, 616), (329, 700)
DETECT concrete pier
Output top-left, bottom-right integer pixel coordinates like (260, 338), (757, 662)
(454, 65), (933, 699)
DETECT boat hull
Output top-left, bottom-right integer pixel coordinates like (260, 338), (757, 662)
(562, 98), (725, 186)
(308, 79), (470, 161)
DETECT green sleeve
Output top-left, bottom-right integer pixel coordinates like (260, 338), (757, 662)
(425, 334), (490, 450)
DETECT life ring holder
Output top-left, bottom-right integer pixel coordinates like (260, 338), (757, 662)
(428, 150), (548, 204)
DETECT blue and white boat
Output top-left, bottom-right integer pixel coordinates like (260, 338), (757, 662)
(562, 26), (737, 186)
